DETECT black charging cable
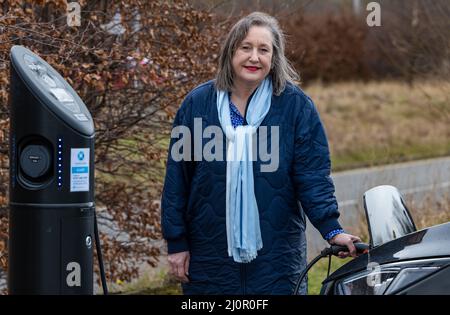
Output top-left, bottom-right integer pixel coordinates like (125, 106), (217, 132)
(293, 242), (370, 295)
(94, 209), (108, 295)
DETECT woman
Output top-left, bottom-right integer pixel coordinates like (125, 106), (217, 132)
(161, 12), (362, 295)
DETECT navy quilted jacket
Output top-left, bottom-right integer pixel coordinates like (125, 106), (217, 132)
(161, 80), (342, 294)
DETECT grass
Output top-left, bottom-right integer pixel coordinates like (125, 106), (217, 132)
(406, 193), (450, 230)
(107, 266), (181, 295)
(106, 261), (182, 295)
(331, 140), (450, 171)
(305, 80), (450, 171)
(307, 257), (352, 295)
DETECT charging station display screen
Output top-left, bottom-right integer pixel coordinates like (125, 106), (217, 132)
(23, 53), (82, 115)
(49, 88), (81, 113)
(49, 87), (73, 102)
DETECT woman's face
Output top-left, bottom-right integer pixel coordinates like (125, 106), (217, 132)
(232, 26), (273, 88)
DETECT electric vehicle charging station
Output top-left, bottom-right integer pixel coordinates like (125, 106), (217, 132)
(8, 45), (104, 294)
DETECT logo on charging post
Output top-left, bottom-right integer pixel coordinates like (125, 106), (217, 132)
(70, 148), (89, 192)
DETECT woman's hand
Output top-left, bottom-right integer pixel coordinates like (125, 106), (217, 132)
(168, 251), (190, 283)
(328, 233), (362, 258)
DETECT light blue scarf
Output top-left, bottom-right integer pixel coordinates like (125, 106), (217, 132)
(216, 77), (273, 263)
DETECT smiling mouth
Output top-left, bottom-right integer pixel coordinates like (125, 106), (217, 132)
(244, 66), (261, 72)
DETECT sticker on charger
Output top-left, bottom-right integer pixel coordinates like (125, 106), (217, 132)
(70, 148), (90, 192)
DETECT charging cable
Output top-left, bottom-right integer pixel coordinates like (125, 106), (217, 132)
(293, 242), (369, 295)
(94, 209), (108, 295)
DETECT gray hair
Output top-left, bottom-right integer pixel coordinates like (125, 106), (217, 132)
(215, 12), (300, 96)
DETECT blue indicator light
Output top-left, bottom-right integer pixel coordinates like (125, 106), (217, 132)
(57, 137), (63, 189)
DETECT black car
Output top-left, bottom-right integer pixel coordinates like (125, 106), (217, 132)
(320, 185), (450, 295)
